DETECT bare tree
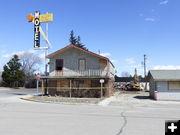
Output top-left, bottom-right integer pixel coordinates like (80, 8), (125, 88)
(19, 52), (42, 87)
(121, 71), (131, 77)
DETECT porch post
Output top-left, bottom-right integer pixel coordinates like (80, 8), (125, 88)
(70, 79), (72, 98)
(41, 79), (44, 96)
(101, 83), (103, 98)
(44, 79), (48, 95)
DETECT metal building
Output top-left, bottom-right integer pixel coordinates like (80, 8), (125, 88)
(148, 70), (180, 100)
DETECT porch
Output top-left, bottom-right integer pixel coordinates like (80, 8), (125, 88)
(41, 78), (114, 98)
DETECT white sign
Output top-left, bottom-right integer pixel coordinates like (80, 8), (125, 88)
(100, 79), (104, 83)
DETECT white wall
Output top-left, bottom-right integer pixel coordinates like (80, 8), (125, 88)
(149, 77), (156, 98)
(155, 81), (180, 100)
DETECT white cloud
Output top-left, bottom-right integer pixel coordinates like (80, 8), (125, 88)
(153, 65), (180, 70)
(125, 58), (135, 65)
(160, 0), (169, 5)
(1, 50), (7, 54)
(100, 52), (111, 57)
(2, 54), (11, 58)
(144, 17), (155, 22)
(2, 49), (36, 58)
(110, 59), (118, 64)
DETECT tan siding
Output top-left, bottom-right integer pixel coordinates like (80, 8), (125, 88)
(168, 81), (180, 90)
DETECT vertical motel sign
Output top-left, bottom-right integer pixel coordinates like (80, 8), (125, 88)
(26, 11), (53, 48)
(34, 11), (40, 48)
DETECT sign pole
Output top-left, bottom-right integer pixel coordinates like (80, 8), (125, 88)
(37, 79), (39, 94)
(101, 83), (103, 98)
(70, 80), (72, 98)
(44, 12), (49, 95)
(36, 73), (40, 94)
(45, 12), (49, 76)
(41, 79), (44, 96)
(26, 11), (53, 95)
(100, 79), (104, 98)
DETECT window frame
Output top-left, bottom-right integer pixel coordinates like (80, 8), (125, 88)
(55, 59), (64, 71)
(78, 59), (86, 70)
(168, 81), (180, 90)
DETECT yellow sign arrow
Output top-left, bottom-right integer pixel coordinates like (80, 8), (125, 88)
(27, 13), (53, 23)
(26, 14), (52, 47)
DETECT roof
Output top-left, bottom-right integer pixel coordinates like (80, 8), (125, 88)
(148, 70), (180, 81)
(47, 44), (109, 60)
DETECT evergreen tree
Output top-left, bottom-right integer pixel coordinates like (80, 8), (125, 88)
(69, 30), (88, 50)
(2, 55), (25, 87)
(69, 30), (77, 45)
(76, 36), (87, 50)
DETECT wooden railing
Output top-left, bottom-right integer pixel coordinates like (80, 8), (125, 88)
(50, 69), (109, 77)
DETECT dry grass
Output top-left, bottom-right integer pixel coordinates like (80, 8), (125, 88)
(30, 95), (103, 104)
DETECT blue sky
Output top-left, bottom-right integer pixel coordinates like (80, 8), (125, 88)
(0, 0), (180, 76)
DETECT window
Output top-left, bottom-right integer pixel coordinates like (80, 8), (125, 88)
(79, 59), (86, 70)
(168, 81), (180, 90)
(56, 59), (63, 71)
(99, 59), (107, 70)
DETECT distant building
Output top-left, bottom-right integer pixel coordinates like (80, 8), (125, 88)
(148, 70), (180, 100)
(115, 76), (133, 82)
(41, 44), (115, 97)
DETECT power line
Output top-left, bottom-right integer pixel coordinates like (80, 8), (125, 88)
(143, 54), (148, 91)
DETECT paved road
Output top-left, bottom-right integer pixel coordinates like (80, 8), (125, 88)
(0, 88), (180, 135)
(0, 88), (38, 97)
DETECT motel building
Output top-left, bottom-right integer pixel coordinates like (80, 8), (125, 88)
(41, 44), (115, 98)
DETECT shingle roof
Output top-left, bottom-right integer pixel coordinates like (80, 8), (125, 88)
(47, 44), (115, 68)
(149, 70), (180, 81)
(47, 44), (109, 60)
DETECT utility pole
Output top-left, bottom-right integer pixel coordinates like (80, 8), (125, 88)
(143, 54), (147, 78)
(143, 54), (147, 91)
(44, 12), (49, 95)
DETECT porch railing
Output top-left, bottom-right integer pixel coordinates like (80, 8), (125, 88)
(50, 69), (109, 77)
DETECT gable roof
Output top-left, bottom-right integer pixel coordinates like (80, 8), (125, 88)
(47, 44), (109, 60)
(148, 70), (180, 81)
